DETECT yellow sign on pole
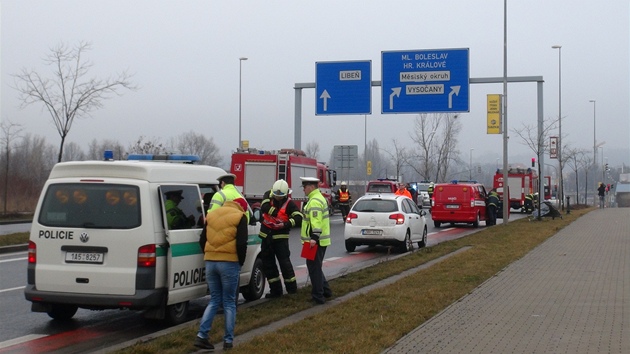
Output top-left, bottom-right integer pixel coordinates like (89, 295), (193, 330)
(242, 140), (249, 149)
(367, 160), (372, 176)
(487, 94), (502, 134)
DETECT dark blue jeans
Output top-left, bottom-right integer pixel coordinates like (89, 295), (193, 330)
(197, 261), (240, 344)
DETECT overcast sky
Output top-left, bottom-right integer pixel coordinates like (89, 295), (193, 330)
(1, 0), (628, 170)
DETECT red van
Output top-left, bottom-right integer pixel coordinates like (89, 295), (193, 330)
(431, 180), (488, 228)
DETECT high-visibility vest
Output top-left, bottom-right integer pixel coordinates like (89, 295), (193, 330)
(338, 190), (350, 203)
(301, 189), (331, 246)
(262, 198), (290, 230)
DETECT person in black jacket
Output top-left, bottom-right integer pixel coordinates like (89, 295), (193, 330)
(259, 179), (303, 298)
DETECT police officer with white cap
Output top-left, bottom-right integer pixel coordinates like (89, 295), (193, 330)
(299, 176), (332, 304)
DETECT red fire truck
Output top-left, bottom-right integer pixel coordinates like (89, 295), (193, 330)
(492, 167), (551, 212)
(230, 148), (337, 210)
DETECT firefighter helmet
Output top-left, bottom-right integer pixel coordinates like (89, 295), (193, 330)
(341, 181), (347, 186)
(271, 179), (291, 197)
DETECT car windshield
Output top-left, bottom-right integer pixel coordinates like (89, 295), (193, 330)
(353, 199), (398, 213)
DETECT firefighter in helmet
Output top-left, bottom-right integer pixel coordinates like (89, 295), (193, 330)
(258, 179), (303, 298)
(335, 181), (352, 220)
(486, 189), (500, 226)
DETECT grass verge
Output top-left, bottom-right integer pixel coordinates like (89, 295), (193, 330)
(0, 232), (28, 247)
(118, 208), (591, 354)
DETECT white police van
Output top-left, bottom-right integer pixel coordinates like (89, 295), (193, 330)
(25, 154), (265, 324)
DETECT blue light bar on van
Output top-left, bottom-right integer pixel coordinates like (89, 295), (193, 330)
(103, 150), (114, 161)
(126, 154), (200, 163)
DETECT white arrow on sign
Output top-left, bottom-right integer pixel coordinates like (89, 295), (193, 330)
(448, 86), (461, 109)
(320, 89), (331, 111)
(389, 87), (401, 110)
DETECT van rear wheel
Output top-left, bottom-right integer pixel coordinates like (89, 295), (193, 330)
(47, 304), (78, 321)
(241, 257), (265, 301)
(166, 301), (189, 325)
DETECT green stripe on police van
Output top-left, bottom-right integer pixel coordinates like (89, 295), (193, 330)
(170, 234), (261, 258)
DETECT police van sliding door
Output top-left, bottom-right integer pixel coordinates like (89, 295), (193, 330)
(159, 185), (207, 305)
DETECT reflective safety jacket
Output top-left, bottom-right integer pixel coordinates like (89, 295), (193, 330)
(487, 191), (500, 207)
(395, 188), (412, 199)
(259, 190), (303, 240)
(337, 189), (350, 203)
(301, 188), (331, 246)
(165, 199), (191, 230)
(208, 184), (249, 223)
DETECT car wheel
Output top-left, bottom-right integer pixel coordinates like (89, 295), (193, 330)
(399, 230), (412, 253)
(418, 227), (428, 248)
(472, 213), (480, 228)
(165, 301), (189, 325)
(47, 304), (78, 321)
(345, 240), (356, 252)
(434, 221), (441, 228)
(241, 257), (265, 301)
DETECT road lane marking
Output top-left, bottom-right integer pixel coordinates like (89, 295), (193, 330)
(0, 257), (27, 263)
(0, 286), (25, 294)
(0, 334), (47, 349)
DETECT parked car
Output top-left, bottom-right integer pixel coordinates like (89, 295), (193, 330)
(410, 181), (432, 207)
(431, 180), (489, 228)
(344, 193), (428, 253)
(366, 179), (398, 193)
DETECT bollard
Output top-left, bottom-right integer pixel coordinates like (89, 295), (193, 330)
(566, 196), (571, 214)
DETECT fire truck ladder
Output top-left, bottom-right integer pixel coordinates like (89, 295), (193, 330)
(277, 153), (289, 181)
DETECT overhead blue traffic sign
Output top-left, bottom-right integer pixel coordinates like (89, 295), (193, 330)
(381, 48), (469, 113)
(316, 60), (371, 115)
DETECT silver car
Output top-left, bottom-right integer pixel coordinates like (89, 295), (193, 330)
(343, 194), (428, 253)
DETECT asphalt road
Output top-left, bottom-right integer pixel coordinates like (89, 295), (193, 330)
(0, 211), (498, 353)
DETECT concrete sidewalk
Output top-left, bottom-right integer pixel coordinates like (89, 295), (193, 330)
(383, 208), (630, 353)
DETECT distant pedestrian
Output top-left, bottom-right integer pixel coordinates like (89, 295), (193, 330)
(427, 182), (435, 200)
(194, 198), (249, 351)
(597, 182), (606, 208)
(335, 181), (352, 220)
(300, 176), (332, 305)
(395, 182), (412, 199)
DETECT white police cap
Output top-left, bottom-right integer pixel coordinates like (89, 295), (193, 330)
(300, 177), (319, 185)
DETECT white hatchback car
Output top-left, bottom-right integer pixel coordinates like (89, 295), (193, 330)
(344, 194), (428, 253)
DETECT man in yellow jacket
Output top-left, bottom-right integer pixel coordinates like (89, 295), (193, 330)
(195, 198), (248, 351)
(300, 177), (332, 305)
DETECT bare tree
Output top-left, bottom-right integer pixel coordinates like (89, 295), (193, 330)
(304, 141), (320, 160)
(408, 113), (461, 182)
(361, 139), (392, 179)
(381, 139), (406, 181)
(1, 120), (24, 214)
(173, 131), (222, 166)
(13, 134), (57, 210)
(128, 136), (168, 155)
(13, 41), (136, 162)
(87, 139), (126, 160)
(512, 117), (558, 160)
(61, 142), (86, 162)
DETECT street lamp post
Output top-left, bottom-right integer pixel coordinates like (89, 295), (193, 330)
(469, 148), (474, 180)
(590, 99), (596, 165)
(552, 45), (564, 210)
(238, 57), (248, 150)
